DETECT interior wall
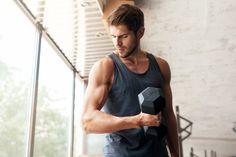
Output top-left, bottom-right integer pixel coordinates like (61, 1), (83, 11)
(136, 0), (236, 156)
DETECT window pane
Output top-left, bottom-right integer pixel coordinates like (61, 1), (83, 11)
(0, 1), (36, 157)
(33, 37), (73, 157)
(74, 81), (105, 156)
(23, 0), (75, 65)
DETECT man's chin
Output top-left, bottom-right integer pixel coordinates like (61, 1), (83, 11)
(116, 50), (126, 57)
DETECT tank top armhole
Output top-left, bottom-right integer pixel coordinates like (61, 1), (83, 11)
(108, 53), (118, 92)
(147, 53), (165, 83)
(147, 53), (162, 72)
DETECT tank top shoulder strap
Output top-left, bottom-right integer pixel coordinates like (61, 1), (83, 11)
(108, 53), (123, 68)
(108, 53), (119, 64)
(108, 53), (128, 73)
(108, 53), (129, 82)
(146, 52), (162, 74)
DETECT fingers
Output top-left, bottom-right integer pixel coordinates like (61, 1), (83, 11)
(156, 113), (161, 121)
(155, 113), (162, 126)
(139, 112), (162, 127)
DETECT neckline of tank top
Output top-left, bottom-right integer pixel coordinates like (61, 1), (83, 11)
(112, 52), (151, 76)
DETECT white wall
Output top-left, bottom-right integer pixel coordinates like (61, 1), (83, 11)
(137, 0), (236, 156)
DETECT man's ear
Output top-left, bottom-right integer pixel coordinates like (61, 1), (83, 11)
(137, 26), (145, 39)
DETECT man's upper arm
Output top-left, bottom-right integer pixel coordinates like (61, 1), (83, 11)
(84, 57), (114, 111)
(156, 56), (179, 156)
(156, 57), (173, 113)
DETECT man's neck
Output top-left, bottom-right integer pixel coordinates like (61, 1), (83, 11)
(120, 49), (147, 65)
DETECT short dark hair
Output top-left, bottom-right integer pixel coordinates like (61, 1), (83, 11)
(107, 4), (144, 34)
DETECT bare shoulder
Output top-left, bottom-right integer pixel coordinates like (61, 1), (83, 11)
(89, 56), (114, 84)
(154, 55), (171, 83)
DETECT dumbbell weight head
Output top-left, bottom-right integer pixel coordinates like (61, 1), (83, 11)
(138, 87), (166, 137)
(138, 87), (165, 115)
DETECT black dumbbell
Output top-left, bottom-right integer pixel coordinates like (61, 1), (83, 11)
(138, 87), (166, 137)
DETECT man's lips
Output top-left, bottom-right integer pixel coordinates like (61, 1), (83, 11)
(117, 47), (125, 51)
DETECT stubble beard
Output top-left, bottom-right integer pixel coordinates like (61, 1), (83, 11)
(119, 40), (138, 58)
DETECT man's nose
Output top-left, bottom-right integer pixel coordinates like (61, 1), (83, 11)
(115, 37), (122, 47)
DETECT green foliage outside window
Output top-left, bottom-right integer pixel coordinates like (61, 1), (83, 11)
(0, 61), (67, 157)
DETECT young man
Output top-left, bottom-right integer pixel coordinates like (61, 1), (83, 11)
(81, 4), (179, 157)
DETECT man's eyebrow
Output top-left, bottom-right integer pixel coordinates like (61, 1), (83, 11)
(111, 33), (129, 37)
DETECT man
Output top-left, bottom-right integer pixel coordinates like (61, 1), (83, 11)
(81, 4), (179, 157)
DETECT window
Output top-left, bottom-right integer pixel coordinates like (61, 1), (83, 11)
(0, 1), (36, 156)
(33, 37), (73, 157)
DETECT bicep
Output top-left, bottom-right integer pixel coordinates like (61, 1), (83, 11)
(83, 59), (113, 111)
(157, 57), (173, 116)
(84, 79), (110, 111)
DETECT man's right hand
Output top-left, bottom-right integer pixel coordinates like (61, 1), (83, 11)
(138, 112), (162, 127)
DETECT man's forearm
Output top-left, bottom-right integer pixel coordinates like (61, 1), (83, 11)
(81, 110), (140, 133)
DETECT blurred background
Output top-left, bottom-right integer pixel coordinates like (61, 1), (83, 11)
(0, 0), (235, 157)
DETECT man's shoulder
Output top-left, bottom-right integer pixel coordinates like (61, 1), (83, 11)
(149, 53), (169, 68)
(95, 56), (114, 69)
(150, 53), (171, 81)
(89, 56), (114, 81)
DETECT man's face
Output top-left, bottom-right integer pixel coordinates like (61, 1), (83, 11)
(110, 25), (138, 58)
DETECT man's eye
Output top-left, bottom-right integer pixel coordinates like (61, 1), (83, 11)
(122, 35), (128, 38)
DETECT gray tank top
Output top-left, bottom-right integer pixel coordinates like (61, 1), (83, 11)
(103, 53), (169, 157)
